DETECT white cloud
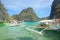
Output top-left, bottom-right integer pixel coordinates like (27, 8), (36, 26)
(1, 0), (53, 10)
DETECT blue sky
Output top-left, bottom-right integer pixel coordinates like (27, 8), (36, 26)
(1, 0), (53, 18)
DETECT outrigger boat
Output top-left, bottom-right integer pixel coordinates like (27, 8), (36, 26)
(26, 19), (60, 35)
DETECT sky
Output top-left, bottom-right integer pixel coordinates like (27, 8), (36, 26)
(1, 0), (54, 18)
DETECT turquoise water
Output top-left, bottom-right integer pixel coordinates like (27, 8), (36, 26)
(0, 22), (60, 40)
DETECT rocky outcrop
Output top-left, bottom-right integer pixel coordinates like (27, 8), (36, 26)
(17, 7), (40, 22)
(0, 1), (10, 22)
(49, 0), (60, 19)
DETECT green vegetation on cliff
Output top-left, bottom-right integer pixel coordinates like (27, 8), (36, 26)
(12, 14), (19, 20)
(0, 1), (10, 22)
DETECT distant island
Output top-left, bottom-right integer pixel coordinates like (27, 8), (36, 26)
(12, 7), (40, 22)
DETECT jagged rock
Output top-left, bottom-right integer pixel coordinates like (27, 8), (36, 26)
(49, 0), (60, 19)
(0, 1), (10, 22)
(17, 7), (40, 22)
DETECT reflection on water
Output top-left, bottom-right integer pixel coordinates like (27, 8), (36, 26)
(0, 22), (60, 40)
(16, 37), (36, 40)
(43, 30), (60, 40)
(6, 37), (36, 40)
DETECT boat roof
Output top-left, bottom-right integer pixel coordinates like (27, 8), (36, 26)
(38, 20), (54, 23)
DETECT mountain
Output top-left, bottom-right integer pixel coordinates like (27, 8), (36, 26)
(49, 0), (60, 19)
(40, 16), (49, 20)
(0, 1), (10, 22)
(16, 7), (40, 22)
(12, 14), (19, 20)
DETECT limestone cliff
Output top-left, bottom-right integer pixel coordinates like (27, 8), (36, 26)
(49, 0), (60, 19)
(17, 7), (40, 22)
(0, 1), (10, 22)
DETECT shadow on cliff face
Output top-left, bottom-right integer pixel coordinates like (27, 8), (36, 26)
(16, 37), (36, 40)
